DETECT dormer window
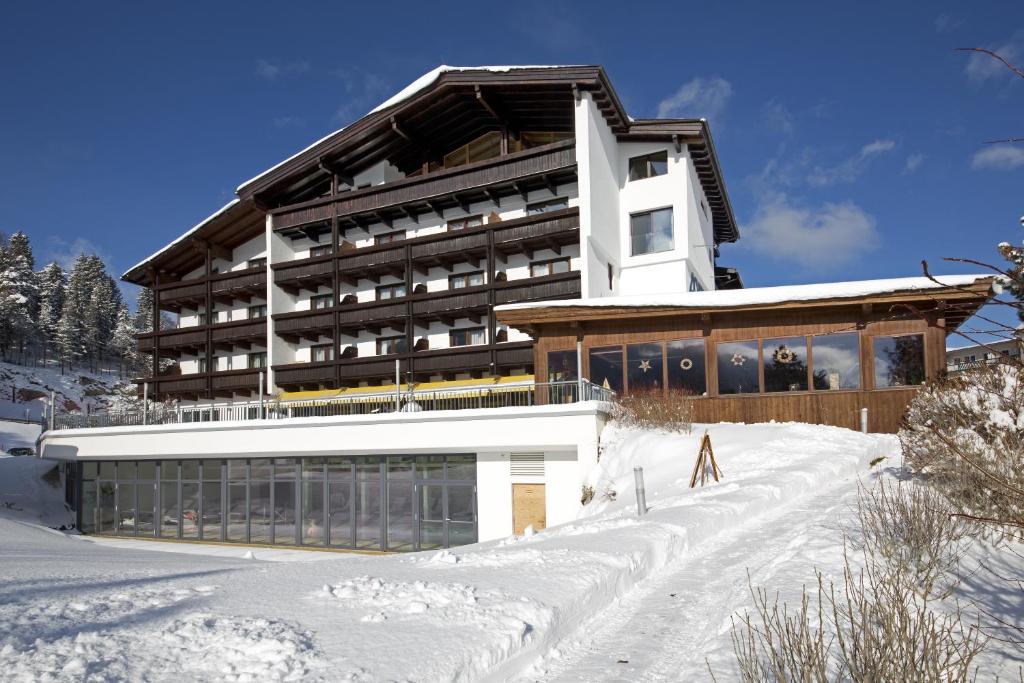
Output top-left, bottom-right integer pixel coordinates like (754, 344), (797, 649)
(628, 151), (668, 181)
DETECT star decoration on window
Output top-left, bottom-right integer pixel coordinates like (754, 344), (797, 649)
(638, 359), (652, 372)
(731, 353), (746, 366)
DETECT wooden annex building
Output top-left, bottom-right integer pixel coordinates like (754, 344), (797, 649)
(497, 275), (994, 433)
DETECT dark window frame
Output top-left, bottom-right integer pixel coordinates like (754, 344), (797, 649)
(309, 245), (332, 258)
(375, 282), (407, 301)
(448, 271), (485, 290)
(526, 197), (569, 215)
(247, 257), (267, 270)
(446, 215), (483, 231)
(628, 150), (669, 181)
(374, 230), (406, 245)
(449, 327), (486, 348)
(248, 351), (267, 369)
(247, 304), (267, 320)
(376, 335), (408, 356)
(311, 343), (334, 363)
(529, 257), (572, 278)
(310, 293), (334, 310)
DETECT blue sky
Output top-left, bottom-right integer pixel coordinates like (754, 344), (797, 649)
(1, 1), (1021, 335)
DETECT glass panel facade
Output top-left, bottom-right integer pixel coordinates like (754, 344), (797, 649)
(79, 455), (477, 552)
(717, 340), (761, 395)
(666, 339), (707, 396)
(627, 343), (664, 393)
(762, 336), (809, 393)
(873, 334), (925, 388)
(811, 332), (861, 390)
(589, 346), (624, 394)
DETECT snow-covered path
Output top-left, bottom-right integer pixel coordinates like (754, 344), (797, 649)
(527, 460), (858, 681)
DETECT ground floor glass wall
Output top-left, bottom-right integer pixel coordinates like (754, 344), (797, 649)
(77, 454), (477, 552)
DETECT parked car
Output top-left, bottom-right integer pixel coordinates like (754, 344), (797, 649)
(6, 447), (34, 456)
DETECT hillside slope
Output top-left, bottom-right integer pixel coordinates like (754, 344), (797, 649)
(0, 360), (134, 421)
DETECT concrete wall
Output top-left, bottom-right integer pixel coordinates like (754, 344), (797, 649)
(42, 404), (608, 542)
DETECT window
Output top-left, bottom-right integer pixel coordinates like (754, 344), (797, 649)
(589, 346), (624, 394)
(526, 197), (569, 215)
(546, 350), (577, 383)
(627, 343), (664, 393)
(377, 336), (407, 355)
(443, 131), (502, 168)
(376, 283), (406, 300)
(198, 357), (208, 373)
(248, 304), (267, 319)
(449, 272), (485, 290)
(247, 258), (267, 269)
(529, 258), (571, 278)
(873, 334), (925, 388)
(374, 230), (405, 245)
(311, 294), (334, 310)
(762, 336), (809, 393)
(197, 312), (207, 326)
(667, 339), (707, 396)
(811, 332), (860, 390)
(311, 344), (333, 363)
(717, 340), (760, 395)
(449, 327), (486, 347)
(630, 208), (674, 256)
(310, 245), (332, 257)
(510, 131), (572, 151)
(447, 215), (483, 231)
(628, 150), (669, 181)
(248, 352), (267, 369)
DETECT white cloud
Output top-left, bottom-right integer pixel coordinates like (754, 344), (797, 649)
(762, 100), (794, 135)
(656, 77), (732, 121)
(807, 138), (897, 186)
(902, 153), (925, 174)
(255, 59), (310, 81)
(333, 67), (393, 122)
(741, 192), (879, 270)
(934, 13), (962, 34)
(43, 236), (113, 272)
(272, 116), (305, 128)
(971, 143), (1024, 170)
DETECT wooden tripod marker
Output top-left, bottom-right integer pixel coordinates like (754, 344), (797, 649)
(689, 430), (723, 488)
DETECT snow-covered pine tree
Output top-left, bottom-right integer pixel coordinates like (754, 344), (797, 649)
(998, 231), (1024, 328)
(134, 286), (154, 333)
(83, 273), (122, 372)
(112, 303), (139, 378)
(0, 232), (38, 362)
(36, 261), (67, 363)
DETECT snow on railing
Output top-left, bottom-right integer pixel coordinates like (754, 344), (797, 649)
(47, 380), (614, 431)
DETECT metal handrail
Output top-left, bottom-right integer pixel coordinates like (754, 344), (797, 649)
(48, 380), (614, 431)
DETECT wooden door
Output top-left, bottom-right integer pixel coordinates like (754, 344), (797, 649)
(512, 484), (546, 535)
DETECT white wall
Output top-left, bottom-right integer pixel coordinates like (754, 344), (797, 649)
(43, 404), (609, 542)
(575, 93), (621, 299)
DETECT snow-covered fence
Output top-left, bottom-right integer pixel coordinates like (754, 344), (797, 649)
(48, 380), (614, 430)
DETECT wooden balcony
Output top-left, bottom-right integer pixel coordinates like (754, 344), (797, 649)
(272, 140), (577, 233)
(409, 231), (488, 270)
(272, 361), (336, 388)
(210, 369), (264, 396)
(411, 289), (489, 324)
(141, 367), (263, 399)
(336, 300), (406, 335)
(274, 310), (334, 343)
(336, 245), (406, 283)
(211, 319), (266, 351)
(492, 209), (580, 257)
(273, 256), (333, 295)
(210, 266), (266, 304)
(137, 327), (207, 354)
(493, 271), (581, 305)
(156, 280), (206, 311)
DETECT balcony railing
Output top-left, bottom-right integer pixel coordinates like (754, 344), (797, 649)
(48, 379), (613, 430)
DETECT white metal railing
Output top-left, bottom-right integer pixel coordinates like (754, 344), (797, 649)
(48, 380), (614, 431)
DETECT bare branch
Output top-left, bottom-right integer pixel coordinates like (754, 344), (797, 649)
(954, 47), (1024, 80)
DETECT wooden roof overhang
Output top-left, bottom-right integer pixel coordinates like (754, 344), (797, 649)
(236, 67), (626, 207)
(495, 279), (995, 334)
(123, 201), (266, 287)
(620, 119), (738, 245)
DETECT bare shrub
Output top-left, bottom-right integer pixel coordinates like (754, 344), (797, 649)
(900, 361), (1024, 541)
(857, 480), (968, 599)
(722, 483), (986, 682)
(580, 485), (595, 506)
(610, 389), (693, 433)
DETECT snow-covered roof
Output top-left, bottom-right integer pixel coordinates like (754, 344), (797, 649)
(122, 199), (239, 280)
(496, 274), (993, 313)
(236, 65), (579, 193)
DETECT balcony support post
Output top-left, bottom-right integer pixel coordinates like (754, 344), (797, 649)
(142, 382), (148, 425)
(576, 339), (584, 402)
(394, 359), (401, 413)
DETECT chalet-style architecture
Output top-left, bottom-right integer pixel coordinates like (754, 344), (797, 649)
(38, 66), (996, 554)
(946, 338), (1022, 373)
(124, 65), (738, 402)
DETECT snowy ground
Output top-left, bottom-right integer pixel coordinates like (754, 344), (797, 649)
(1, 419), (1020, 681)
(0, 359), (131, 421)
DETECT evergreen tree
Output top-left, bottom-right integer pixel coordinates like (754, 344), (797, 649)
(36, 261), (67, 360)
(112, 303), (139, 378)
(135, 286), (155, 333)
(0, 232), (37, 362)
(998, 232), (1024, 327)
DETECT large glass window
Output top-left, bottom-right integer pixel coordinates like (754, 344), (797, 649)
(376, 336), (407, 356)
(227, 460), (248, 542)
(249, 460), (271, 544)
(627, 343), (664, 393)
(386, 457), (415, 551)
(762, 336), (809, 393)
(81, 477), (97, 534)
(666, 339), (707, 396)
(449, 272), (484, 290)
(355, 458), (382, 550)
(589, 346), (624, 394)
(449, 328), (486, 347)
(273, 459), (297, 545)
(327, 458), (353, 548)
(873, 334), (925, 388)
(811, 332), (861, 390)
(717, 340), (761, 395)
(137, 481), (155, 536)
(117, 481), (136, 535)
(443, 131), (502, 168)
(159, 461), (178, 538)
(546, 350), (577, 383)
(301, 459), (325, 546)
(630, 208), (674, 256)
(628, 150), (669, 181)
